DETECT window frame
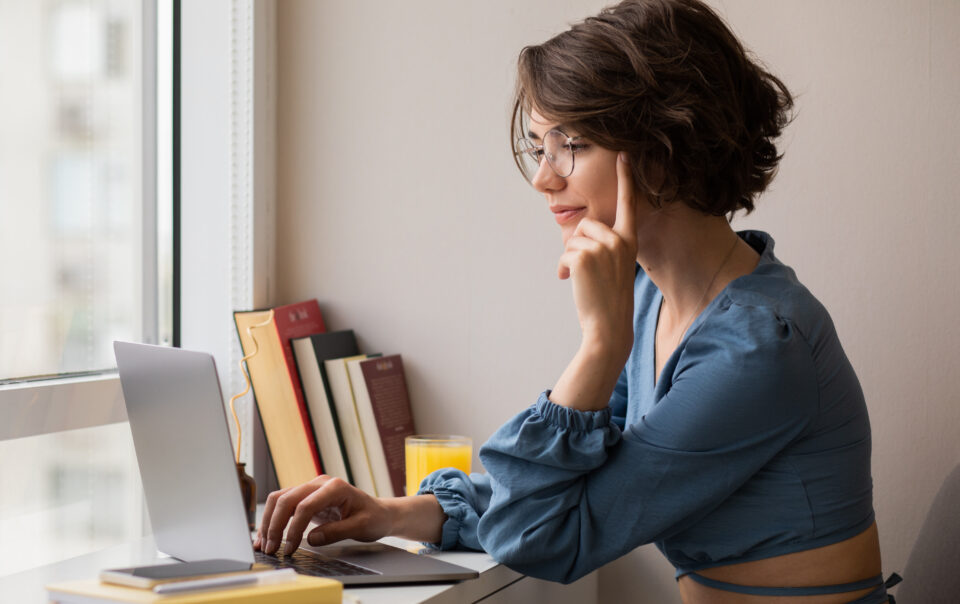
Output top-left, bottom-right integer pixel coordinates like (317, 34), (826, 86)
(0, 375), (125, 441)
(177, 0), (277, 493)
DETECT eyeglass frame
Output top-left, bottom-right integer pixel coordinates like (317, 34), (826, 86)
(513, 129), (586, 180)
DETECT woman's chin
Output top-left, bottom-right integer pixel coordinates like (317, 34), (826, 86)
(559, 222), (580, 246)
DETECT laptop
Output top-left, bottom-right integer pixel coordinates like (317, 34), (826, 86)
(113, 341), (478, 585)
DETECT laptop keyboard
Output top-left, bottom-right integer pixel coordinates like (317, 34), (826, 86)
(255, 547), (379, 577)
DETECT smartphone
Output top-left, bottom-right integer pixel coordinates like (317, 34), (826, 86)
(100, 558), (269, 589)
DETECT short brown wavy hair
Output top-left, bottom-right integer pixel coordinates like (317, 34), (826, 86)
(511, 0), (793, 216)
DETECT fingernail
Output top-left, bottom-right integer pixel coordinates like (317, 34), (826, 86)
(284, 541), (296, 555)
(619, 152), (627, 163)
(266, 539), (277, 553)
(253, 535), (260, 548)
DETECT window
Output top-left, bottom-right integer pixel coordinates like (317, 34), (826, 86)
(0, 0), (171, 382)
(0, 0), (172, 575)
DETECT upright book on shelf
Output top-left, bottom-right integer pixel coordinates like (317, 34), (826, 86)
(324, 354), (378, 496)
(291, 330), (360, 485)
(234, 299), (326, 489)
(349, 355), (416, 497)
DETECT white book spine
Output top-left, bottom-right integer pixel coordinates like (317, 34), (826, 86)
(324, 357), (377, 495)
(347, 358), (393, 497)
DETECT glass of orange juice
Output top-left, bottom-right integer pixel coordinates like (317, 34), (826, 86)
(405, 435), (472, 496)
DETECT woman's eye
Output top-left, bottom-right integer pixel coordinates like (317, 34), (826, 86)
(567, 143), (590, 152)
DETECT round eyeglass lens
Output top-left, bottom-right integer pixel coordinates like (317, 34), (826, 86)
(543, 130), (574, 177)
(514, 138), (541, 180)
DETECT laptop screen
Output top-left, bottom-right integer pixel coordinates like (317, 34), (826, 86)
(114, 341), (255, 562)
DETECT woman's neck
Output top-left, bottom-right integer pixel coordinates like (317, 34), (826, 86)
(638, 208), (757, 329)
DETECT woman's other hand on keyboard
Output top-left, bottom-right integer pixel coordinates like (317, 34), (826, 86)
(255, 476), (391, 555)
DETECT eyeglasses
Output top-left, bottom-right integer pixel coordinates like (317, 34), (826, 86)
(514, 129), (586, 181)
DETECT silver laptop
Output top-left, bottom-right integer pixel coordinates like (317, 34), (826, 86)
(113, 341), (477, 585)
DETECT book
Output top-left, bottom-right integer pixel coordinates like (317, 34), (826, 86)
(151, 569), (294, 595)
(291, 330), (360, 484)
(234, 300), (326, 489)
(348, 355), (416, 497)
(46, 574), (341, 604)
(324, 354), (378, 495)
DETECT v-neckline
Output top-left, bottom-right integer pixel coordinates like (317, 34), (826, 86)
(641, 230), (769, 394)
(649, 291), (665, 389)
(650, 290), (720, 389)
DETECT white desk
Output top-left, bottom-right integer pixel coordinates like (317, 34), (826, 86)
(0, 536), (598, 603)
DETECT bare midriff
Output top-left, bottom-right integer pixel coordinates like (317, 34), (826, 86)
(677, 522), (882, 604)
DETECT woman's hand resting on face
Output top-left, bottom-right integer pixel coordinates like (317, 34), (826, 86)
(254, 475), (391, 555)
(549, 152), (638, 411)
(557, 152), (638, 360)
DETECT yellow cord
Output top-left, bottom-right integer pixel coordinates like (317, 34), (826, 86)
(229, 309), (275, 464)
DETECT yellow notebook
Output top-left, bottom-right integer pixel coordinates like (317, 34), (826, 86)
(46, 575), (341, 604)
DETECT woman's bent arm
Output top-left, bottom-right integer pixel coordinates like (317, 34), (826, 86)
(477, 304), (822, 583)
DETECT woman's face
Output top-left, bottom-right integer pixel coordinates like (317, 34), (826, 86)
(527, 109), (622, 245)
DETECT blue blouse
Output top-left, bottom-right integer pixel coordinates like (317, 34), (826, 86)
(421, 231), (874, 584)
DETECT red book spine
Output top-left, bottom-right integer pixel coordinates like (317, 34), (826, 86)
(272, 299), (327, 475)
(360, 355), (416, 497)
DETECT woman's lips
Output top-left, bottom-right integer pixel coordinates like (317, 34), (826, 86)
(552, 207), (586, 225)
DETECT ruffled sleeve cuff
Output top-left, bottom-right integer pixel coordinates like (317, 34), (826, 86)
(478, 391), (621, 492)
(534, 390), (613, 432)
(417, 393), (620, 551)
(419, 469), (490, 551)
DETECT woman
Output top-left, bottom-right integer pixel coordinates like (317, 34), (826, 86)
(256, 1), (897, 601)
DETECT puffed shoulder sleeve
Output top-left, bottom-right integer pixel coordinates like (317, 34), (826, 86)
(476, 302), (820, 583)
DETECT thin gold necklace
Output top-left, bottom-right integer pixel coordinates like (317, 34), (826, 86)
(662, 234), (740, 354)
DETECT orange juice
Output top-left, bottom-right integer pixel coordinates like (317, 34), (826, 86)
(405, 435), (472, 496)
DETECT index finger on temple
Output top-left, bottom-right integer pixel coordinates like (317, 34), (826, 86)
(612, 152), (637, 244)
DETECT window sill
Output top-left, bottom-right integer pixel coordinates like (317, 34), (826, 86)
(0, 373), (126, 441)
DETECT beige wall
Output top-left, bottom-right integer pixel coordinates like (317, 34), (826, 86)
(275, 1), (960, 600)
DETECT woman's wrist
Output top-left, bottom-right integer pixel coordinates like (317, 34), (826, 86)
(382, 494), (446, 544)
(549, 343), (627, 411)
(580, 324), (633, 362)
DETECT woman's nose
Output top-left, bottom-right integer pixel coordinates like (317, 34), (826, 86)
(531, 158), (564, 193)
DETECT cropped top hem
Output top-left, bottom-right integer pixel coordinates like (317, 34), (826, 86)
(682, 572), (886, 597)
(674, 511), (876, 578)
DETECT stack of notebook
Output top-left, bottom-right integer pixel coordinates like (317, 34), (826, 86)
(46, 564), (342, 603)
